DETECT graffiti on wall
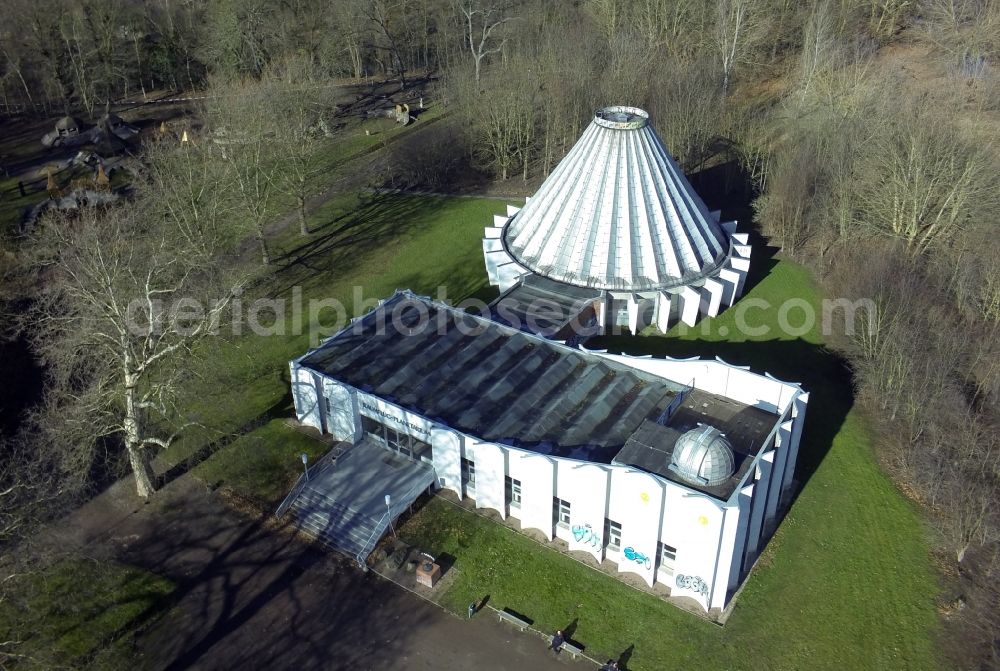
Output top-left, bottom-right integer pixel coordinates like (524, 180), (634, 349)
(571, 523), (601, 548)
(623, 546), (652, 570)
(675, 574), (709, 596)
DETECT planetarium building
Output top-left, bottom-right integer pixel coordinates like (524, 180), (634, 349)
(280, 106), (805, 615)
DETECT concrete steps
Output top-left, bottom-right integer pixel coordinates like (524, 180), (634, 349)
(289, 485), (384, 559)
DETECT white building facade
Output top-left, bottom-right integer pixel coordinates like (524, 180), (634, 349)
(290, 292), (808, 614)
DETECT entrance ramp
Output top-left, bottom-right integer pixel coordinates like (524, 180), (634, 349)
(277, 438), (436, 566)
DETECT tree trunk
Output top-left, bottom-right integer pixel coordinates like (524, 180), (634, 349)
(258, 229), (271, 265)
(298, 195), (308, 235)
(124, 375), (156, 498)
(127, 441), (156, 498)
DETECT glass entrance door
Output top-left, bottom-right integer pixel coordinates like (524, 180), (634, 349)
(385, 425), (411, 458)
(361, 415), (432, 462)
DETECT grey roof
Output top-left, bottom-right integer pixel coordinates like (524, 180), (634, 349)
(487, 274), (602, 338)
(613, 389), (776, 500)
(299, 293), (777, 477)
(300, 293), (693, 462)
(501, 106), (730, 291)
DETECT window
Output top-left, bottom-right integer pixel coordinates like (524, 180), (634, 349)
(385, 426), (409, 456)
(553, 497), (571, 526)
(604, 519), (622, 550)
(362, 415), (381, 437)
(658, 542), (677, 573)
(461, 457), (476, 489)
(363, 416), (431, 461)
(505, 476), (522, 507)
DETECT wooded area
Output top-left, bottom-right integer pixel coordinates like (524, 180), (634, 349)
(1, 0), (998, 668)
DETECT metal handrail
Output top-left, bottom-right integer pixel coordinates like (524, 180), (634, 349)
(356, 512), (390, 568)
(275, 442), (352, 518)
(354, 474), (433, 567)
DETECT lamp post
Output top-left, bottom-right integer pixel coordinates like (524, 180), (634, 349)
(301, 453), (309, 481)
(385, 494), (395, 538)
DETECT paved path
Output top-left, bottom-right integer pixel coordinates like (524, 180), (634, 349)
(44, 477), (594, 671)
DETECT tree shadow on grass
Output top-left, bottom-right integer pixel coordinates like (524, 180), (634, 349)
(268, 192), (451, 296)
(617, 643), (635, 670)
(116, 497), (440, 670)
(561, 617), (580, 645)
(156, 389), (295, 491)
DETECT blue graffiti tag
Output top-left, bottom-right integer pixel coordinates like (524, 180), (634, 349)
(623, 546), (652, 570)
(571, 523), (601, 548)
(675, 574), (709, 596)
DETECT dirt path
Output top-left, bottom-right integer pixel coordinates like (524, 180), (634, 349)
(43, 476), (594, 671)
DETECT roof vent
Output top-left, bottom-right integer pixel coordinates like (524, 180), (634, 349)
(668, 425), (735, 487)
(593, 106), (648, 129)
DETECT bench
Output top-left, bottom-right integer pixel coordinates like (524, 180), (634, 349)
(560, 641), (584, 659)
(496, 609), (531, 631)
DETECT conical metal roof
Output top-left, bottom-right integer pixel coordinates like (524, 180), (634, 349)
(502, 106), (730, 291)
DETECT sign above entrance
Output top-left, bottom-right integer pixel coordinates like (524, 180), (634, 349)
(359, 399), (430, 438)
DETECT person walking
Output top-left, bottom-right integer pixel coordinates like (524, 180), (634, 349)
(549, 630), (564, 655)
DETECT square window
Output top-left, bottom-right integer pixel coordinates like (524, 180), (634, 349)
(505, 476), (522, 507)
(461, 457), (476, 488)
(604, 519), (622, 550)
(659, 542), (677, 571)
(553, 497), (571, 526)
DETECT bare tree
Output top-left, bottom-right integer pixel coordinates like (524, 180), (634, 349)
(798, 0), (841, 102)
(202, 75), (283, 265)
(364, 0), (408, 90)
(20, 202), (244, 498)
(264, 57), (341, 236)
(715, 0), (765, 94)
(865, 0), (911, 40)
(925, 414), (1000, 564)
(144, 137), (237, 259)
(457, 0), (515, 86)
(853, 106), (998, 255)
(647, 55), (725, 171)
(451, 61), (538, 180)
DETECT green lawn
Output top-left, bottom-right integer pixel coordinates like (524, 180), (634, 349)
(0, 558), (174, 670)
(315, 104), (446, 174)
(194, 418), (332, 503)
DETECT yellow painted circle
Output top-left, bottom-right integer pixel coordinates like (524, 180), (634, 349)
(698, 515), (709, 526)
(640, 492), (650, 504)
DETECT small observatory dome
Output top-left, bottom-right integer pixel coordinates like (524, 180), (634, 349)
(668, 425), (735, 487)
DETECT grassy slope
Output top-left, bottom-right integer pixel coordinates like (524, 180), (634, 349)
(0, 559), (174, 670)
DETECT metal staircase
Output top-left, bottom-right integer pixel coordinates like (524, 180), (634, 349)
(288, 485), (385, 560)
(276, 439), (436, 568)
